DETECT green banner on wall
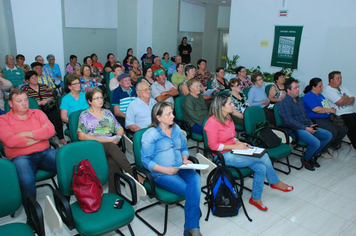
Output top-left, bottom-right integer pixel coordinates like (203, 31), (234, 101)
(271, 26), (303, 69)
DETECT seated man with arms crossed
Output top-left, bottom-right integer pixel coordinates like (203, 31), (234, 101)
(278, 78), (332, 171)
(0, 89), (57, 221)
(151, 69), (178, 103)
(125, 82), (157, 132)
(324, 71), (356, 149)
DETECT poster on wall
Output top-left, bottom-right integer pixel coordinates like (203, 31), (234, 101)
(271, 26), (303, 69)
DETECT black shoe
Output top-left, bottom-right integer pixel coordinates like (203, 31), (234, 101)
(303, 159), (315, 171)
(312, 157), (320, 168)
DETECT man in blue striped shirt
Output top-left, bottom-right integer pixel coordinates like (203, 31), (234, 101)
(112, 73), (137, 127)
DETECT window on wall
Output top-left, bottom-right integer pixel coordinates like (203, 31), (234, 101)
(64, 0), (118, 29)
(179, 1), (205, 32)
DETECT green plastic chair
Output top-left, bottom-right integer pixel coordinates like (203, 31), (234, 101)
(274, 103), (305, 170)
(265, 84), (273, 97)
(133, 129), (193, 235)
(243, 87), (251, 99)
(202, 119), (254, 192)
(68, 109), (85, 142)
(0, 158), (45, 236)
(53, 140), (136, 235)
(174, 96), (204, 153)
(244, 106), (292, 174)
(167, 74), (172, 82)
(207, 80), (213, 89)
(137, 76), (144, 83)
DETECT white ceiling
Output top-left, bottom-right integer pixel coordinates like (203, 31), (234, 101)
(183, 0), (231, 7)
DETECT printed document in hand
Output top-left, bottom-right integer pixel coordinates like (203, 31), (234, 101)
(178, 164), (209, 170)
(231, 146), (266, 157)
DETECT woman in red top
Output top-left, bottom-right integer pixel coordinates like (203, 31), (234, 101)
(204, 93), (293, 211)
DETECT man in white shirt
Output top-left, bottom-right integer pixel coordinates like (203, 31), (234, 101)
(323, 71), (356, 148)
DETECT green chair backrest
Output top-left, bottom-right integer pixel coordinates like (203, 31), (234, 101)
(56, 141), (108, 196)
(133, 128), (148, 170)
(5, 97), (39, 113)
(207, 80), (213, 89)
(243, 87), (251, 99)
(243, 106), (266, 135)
(217, 90), (230, 95)
(202, 119), (209, 150)
(174, 96), (185, 121)
(104, 71), (111, 81)
(273, 103), (283, 126)
(265, 84), (273, 97)
(0, 158), (22, 217)
(137, 76), (144, 83)
(177, 83), (184, 96)
(68, 109), (85, 142)
(167, 74), (172, 83)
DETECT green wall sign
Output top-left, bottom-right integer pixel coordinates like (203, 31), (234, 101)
(271, 26), (303, 69)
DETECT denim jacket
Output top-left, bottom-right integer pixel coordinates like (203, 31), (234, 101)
(141, 124), (189, 176)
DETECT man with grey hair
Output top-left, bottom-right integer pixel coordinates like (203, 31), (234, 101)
(3, 54), (25, 88)
(168, 55), (182, 76)
(35, 55), (55, 79)
(125, 82), (157, 132)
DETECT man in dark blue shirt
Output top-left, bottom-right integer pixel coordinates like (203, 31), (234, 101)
(278, 78), (332, 171)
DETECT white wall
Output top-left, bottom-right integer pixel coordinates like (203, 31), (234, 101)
(137, 0), (153, 58)
(228, 0), (356, 93)
(217, 6), (230, 29)
(11, 0), (65, 75)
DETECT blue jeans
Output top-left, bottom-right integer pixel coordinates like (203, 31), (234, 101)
(153, 169), (201, 230)
(297, 128), (332, 160)
(222, 152), (279, 200)
(11, 148), (57, 217)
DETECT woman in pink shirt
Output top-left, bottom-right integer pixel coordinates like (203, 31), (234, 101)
(204, 93), (293, 211)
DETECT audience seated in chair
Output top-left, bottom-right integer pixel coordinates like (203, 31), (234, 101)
(204, 93), (293, 211)
(235, 66), (253, 91)
(248, 71), (275, 125)
(161, 52), (172, 72)
(303, 77), (348, 156)
(112, 74), (137, 127)
(91, 53), (104, 73)
(171, 62), (186, 87)
(22, 71), (66, 145)
(141, 102), (202, 236)
(35, 55), (55, 79)
(125, 82), (157, 133)
(228, 78), (250, 127)
(151, 69), (178, 103)
(65, 55), (79, 74)
(268, 72), (287, 103)
(195, 59), (213, 89)
(324, 71), (356, 149)
(211, 67), (229, 92)
(167, 55), (182, 76)
(78, 88), (143, 193)
(15, 53), (30, 73)
(0, 68), (12, 114)
(129, 57), (143, 86)
(31, 62), (56, 91)
(182, 78), (208, 135)
(141, 67), (155, 86)
(79, 64), (99, 93)
(3, 54), (25, 88)
(109, 64), (124, 91)
(278, 78), (332, 171)
(0, 89), (57, 220)
(151, 56), (165, 73)
(60, 74), (89, 123)
(140, 47), (155, 68)
(104, 53), (116, 72)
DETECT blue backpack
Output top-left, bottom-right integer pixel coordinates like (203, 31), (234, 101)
(205, 165), (252, 222)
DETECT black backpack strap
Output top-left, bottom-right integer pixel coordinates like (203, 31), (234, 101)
(228, 166), (253, 222)
(204, 167), (218, 221)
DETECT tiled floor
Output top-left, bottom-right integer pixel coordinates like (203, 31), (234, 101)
(1, 141), (356, 236)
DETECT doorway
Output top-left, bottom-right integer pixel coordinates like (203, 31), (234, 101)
(216, 29), (229, 69)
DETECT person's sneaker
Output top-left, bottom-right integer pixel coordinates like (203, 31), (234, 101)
(312, 157), (321, 168)
(303, 159), (315, 171)
(321, 152), (332, 159)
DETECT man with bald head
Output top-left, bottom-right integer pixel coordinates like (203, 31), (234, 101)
(125, 82), (157, 132)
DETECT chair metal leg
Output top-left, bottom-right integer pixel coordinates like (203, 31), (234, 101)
(135, 201), (184, 236)
(272, 155), (292, 175)
(115, 224), (135, 236)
